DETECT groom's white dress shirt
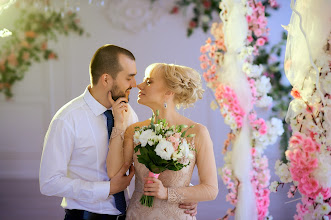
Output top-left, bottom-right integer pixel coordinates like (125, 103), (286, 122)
(39, 86), (138, 215)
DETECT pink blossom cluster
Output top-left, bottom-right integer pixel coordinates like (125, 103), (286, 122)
(249, 112), (268, 135)
(251, 149), (271, 219)
(221, 167), (238, 206)
(215, 84), (246, 129)
(246, 0), (269, 55)
(248, 77), (257, 104)
(199, 23), (226, 83)
(287, 133), (327, 197)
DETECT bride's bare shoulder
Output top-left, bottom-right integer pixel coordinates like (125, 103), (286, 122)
(128, 119), (151, 130)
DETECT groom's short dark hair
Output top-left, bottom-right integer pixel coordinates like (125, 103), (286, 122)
(89, 44), (135, 85)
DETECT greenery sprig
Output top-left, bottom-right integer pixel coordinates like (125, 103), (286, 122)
(0, 8), (86, 98)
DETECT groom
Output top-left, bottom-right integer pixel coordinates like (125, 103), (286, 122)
(39, 44), (197, 219)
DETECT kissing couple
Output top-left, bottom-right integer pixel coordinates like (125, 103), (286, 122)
(40, 44), (218, 220)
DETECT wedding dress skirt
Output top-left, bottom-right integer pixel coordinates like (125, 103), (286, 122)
(125, 149), (197, 220)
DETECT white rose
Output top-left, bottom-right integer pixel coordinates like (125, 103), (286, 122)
(155, 139), (174, 160)
(139, 129), (155, 147)
(181, 139), (190, 158)
(133, 131), (141, 144)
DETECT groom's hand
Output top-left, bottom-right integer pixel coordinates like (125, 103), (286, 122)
(109, 162), (134, 195)
(179, 202), (198, 216)
(108, 91), (128, 130)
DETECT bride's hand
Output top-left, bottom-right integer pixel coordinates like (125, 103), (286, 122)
(143, 177), (168, 200)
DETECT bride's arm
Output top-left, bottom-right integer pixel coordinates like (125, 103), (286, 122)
(143, 124), (218, 203)
(167, 124), (218, 203)
(106, 123), (135, 179)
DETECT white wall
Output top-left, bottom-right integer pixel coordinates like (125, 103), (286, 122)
(0, 0), (296, 219)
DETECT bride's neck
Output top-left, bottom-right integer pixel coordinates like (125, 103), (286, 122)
(152, 108), (181, 126)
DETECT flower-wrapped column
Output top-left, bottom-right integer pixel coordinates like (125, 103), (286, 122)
(270, 0), (331, 219)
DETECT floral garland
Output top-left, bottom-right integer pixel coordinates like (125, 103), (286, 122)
(153, 0), (279, 37)
(0, 6), (85, 98)
(151, 0), (292, 160)
(200, 1), (283, 219)
(270, 31), (331, 219)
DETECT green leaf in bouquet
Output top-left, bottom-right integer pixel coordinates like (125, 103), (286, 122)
(150, 164), (166, 174)
(187, 134), (196, 138)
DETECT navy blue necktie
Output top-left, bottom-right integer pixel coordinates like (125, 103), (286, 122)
(104, 110), (127, 214)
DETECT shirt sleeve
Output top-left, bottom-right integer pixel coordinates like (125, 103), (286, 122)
(39, 118), (110, 203)
(167, 125), (219, 203)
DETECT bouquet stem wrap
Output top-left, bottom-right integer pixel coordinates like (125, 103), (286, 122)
(140, 171), (160, 207)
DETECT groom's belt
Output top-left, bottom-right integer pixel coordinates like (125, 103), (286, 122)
(65, 209), (126, 220)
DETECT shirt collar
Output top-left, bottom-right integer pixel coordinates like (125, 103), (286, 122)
(83, 85), (108, 116)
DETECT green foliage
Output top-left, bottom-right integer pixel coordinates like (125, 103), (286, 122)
(0, 8), (86, 98)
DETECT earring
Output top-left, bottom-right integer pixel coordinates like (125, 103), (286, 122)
(164, 102), (167, 108)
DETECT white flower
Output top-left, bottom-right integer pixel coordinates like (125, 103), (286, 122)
(275, 160), (292, 183)
(315, 193), (324, 204)
(313, 154), (331, 188)
(269, 181), (278, 192)
(155, 139), (174, 160)
(181, 139), (191, 158)
(256, 75), (271, 96)
(139, 129), (155, 147)
(201, 15), (210, 23)
(165, 130), (175, 136)
(256, 95), (273, 108)
(133, 131), (141, 144)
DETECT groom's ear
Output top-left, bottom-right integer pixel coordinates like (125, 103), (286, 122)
(101, 73), (113, 88)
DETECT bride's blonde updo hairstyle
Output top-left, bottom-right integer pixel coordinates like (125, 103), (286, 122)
(147, 63), (204, 108)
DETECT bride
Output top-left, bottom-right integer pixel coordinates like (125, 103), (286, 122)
(107, 63), (218, 219)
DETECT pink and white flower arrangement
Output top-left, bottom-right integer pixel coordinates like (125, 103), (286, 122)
(270, 31), (331, 219)
(201, 1), (282, 219)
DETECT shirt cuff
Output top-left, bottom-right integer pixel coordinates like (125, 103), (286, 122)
(94, 181), (110, 201)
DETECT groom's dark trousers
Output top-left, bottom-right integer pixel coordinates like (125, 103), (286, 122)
(64, 209), (126, 220)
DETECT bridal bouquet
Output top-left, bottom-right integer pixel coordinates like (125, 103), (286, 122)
(133, 110), (195, 207)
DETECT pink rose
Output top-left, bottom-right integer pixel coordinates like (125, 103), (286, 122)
(256, 37), (266, 46)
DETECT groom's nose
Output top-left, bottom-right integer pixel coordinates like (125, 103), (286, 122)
(131, 77), (137, 88)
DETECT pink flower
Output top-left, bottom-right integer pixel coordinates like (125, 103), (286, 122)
(303, 138), (316, 152)
(306, 105), (314, 113)
(206, 37), (212, 44)
(256, 38), (265, 46)
(23, 52), (30, 61)
(0, 59), (5, 72)
(247, 36), (253, 43)
(294, 214), (303, 220)
(291, 88), (301, 99)
(199, 54), (208, 62)
(25, 31), (37, 38)
(296, 203), (308, 215)
(200, 62), (208, 69)
(246, 15), (252, 23)
(255, 29), (263, 37)
(41, 41), (48, 50)
(189, 20), (197, 28)
(48, 52), (57, 59)
(203, 0), (211, 9)
(200, 45), (208, 53)
(170, 6), (179, 14)
(8, 53), (18, 66)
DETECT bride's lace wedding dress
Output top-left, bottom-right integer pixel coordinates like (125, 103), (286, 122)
(124, 121), (218, 220)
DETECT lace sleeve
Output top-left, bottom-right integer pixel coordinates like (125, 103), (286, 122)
(167, 124), (218, 203)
